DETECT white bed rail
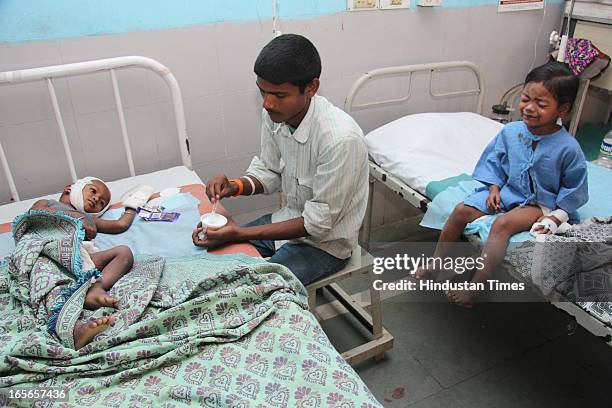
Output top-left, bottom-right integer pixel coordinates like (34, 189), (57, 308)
(0, 56), (192, 202)
(344, 60), (485, 115)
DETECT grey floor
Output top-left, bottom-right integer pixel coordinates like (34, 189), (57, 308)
(319, 242), (612, 408)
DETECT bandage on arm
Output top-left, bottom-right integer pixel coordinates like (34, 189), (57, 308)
(530, 217), (559, 235)
(529, 208), (569, 236)
(122, 185), (155, 209)
(549, 209), (569, 223)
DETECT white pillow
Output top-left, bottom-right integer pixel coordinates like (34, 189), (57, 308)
(365, 112), (503, 195)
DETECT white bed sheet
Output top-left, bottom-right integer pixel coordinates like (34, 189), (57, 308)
(365, 112), (503, 196)
(0, 166), (203, 225)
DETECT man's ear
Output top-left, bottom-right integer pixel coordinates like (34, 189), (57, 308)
(304, 78), (320, 98)
(558, 102), (572, 120)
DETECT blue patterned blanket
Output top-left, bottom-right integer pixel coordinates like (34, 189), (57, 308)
(0, 211), (381, 407)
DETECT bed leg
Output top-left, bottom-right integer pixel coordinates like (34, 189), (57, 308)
(369, 268), (383, 339)
(308, 287), (323, 322)
(308, 288), (317, 311)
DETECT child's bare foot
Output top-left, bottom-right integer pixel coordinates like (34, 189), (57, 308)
(447, 290), (475, 308)
(73, 315), (116, 349)
(84, 284), (118, 310)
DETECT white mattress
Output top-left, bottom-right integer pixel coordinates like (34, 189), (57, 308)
(365, 112), (503, 195)
(0, 166), (203, 225)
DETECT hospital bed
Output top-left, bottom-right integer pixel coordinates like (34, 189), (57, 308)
(345, 60), (612, 347)
(0, 56), (382, 406)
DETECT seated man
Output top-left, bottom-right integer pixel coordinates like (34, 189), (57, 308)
(192, 34), (368, 285)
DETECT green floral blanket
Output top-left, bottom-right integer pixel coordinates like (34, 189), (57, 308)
(0, 212), (381, 407)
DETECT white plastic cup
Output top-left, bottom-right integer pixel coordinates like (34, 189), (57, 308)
(198, 213), (228, 240)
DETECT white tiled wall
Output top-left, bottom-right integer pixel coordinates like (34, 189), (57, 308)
(0, 4), (563, 225)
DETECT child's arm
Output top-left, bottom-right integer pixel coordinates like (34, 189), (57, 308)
(555, 149), (589, 216)
(486, 185), (502, 212)
(94, 184), (154, 234)
(472, 131), (508, 191)
(94, 208), (137, 234)
(531, 148), (587, 235)
(532, 210), (566, 235)
(30, 200), (97, 240)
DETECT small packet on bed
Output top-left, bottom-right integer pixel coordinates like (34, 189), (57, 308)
(136, 206), (180, 222)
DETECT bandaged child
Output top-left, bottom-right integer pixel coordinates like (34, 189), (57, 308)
(31, 177), (153, 348)
(416, 62), (588, 307)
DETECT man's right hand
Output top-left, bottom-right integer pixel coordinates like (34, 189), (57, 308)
(206, 174), (237, 202)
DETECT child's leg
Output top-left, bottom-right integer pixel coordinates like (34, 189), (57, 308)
(415, 203), (485, 279)
(84, 245), (134, 310)
(474, 205), (543, 282)
(448, 205), (543, 307)
(435, 203), (487, 257)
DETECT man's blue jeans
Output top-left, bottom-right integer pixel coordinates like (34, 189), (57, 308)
(243, 214), (349, 285)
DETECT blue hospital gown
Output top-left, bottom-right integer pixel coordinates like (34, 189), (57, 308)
(464, 121), (588, 223)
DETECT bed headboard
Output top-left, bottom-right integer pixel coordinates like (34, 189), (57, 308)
(344, 60), (485, 116)
(0, 56), (192, 202)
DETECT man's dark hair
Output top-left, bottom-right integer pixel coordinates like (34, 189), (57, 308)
(524, 61), (579, 108)
(254, 34), (321, 93)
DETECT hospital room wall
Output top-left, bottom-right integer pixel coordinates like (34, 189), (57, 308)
(0, 3), (563, 227)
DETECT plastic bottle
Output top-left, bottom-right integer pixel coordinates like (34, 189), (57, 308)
(593, 130), (612, 169)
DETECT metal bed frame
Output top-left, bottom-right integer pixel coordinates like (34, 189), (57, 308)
(0, 56), (192, 202)
(345, 61), (485, 245)
(345, 60), (611, 347)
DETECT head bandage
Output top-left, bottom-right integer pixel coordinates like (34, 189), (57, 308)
(69, 177), (111, 217)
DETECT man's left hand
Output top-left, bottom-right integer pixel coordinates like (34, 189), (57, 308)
(192, 224), (241, 248)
